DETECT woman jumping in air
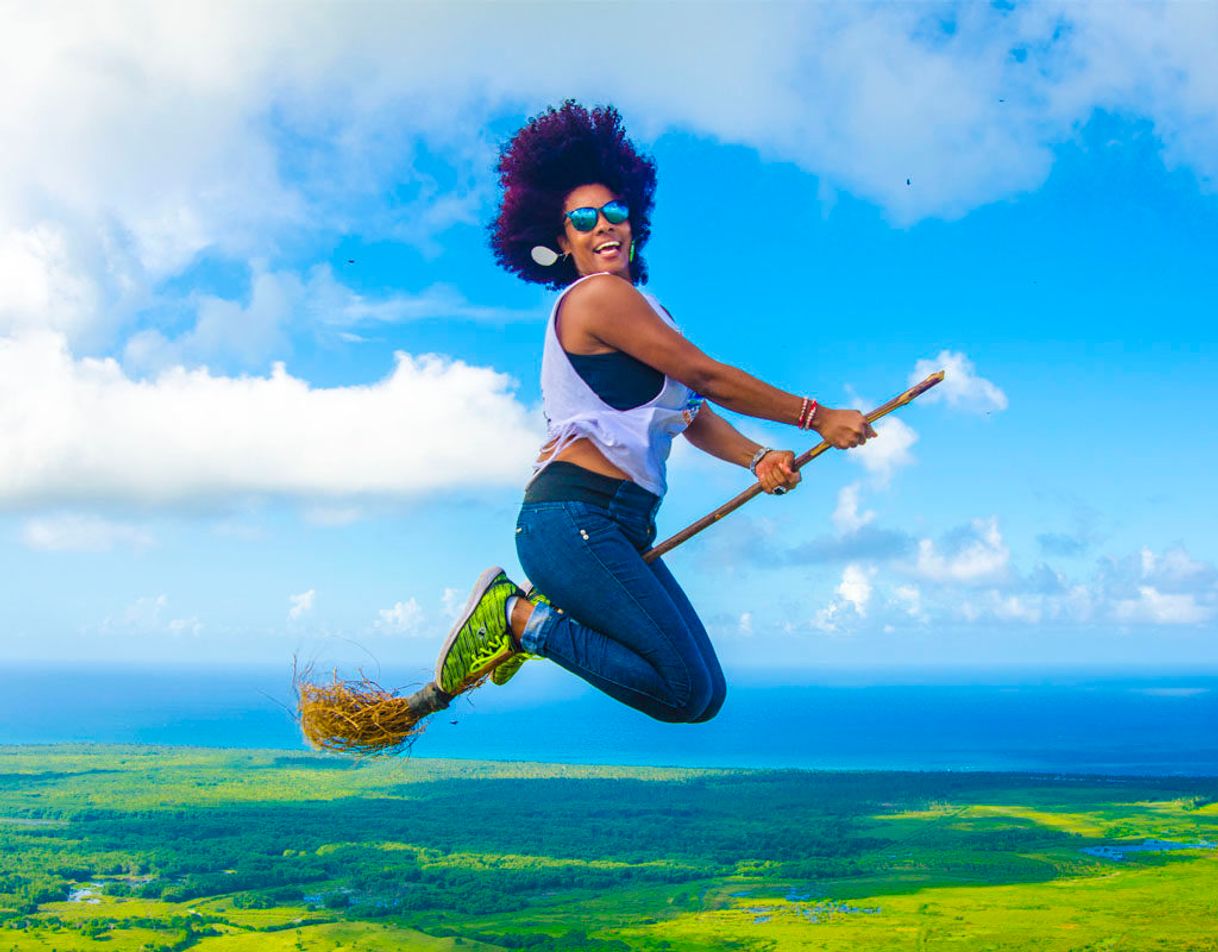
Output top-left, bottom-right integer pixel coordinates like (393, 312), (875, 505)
(434, 101), (874, 722)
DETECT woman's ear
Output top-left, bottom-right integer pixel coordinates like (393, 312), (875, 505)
(556, 232), (571, 256)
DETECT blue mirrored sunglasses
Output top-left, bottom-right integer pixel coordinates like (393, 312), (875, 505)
(564, 200), (629, 232)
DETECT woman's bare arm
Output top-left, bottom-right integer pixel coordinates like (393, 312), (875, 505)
(562, 274), (874, 449)
(682, 404), (801, 494)
(682, 403), (760, 468)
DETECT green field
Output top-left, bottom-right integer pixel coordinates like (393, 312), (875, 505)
(0, 745), (1215, 950)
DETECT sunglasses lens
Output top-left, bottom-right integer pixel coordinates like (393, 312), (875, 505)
(603, 201), (629, 224)
(567, 208), (598, 232)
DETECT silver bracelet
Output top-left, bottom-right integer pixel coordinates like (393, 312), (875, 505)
(748, 446), (774, 476)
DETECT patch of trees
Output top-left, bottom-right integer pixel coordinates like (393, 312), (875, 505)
(432, 927), (630, 950)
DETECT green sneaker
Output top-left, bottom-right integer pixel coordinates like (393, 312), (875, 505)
(435, 567), (523, 695)
(490, 587), (550, 687)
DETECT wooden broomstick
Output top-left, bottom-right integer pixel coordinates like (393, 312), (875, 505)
(296, 371), (945, 754)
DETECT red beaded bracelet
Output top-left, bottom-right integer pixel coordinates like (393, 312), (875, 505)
(797, 398), (818, 430)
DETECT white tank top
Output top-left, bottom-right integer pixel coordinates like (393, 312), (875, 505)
(531, 273), (703, 497)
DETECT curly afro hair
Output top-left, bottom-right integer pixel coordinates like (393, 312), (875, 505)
(489, 100), (657, 289)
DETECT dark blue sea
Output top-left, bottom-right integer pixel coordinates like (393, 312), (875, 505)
(2, 665), (1215, 775)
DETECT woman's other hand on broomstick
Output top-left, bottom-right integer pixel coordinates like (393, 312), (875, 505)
(812, 407), (877, 450)
(756, 450), (801, 495)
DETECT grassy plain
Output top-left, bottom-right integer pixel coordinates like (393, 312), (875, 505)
(0, 744), (1214, 950)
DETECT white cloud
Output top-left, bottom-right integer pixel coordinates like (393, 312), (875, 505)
(99, 594), (201, 636)
(898, 543), (1215, 629)
(914, 517), (1010, 584)
(0, 226), (100, 342)
(832, 482), (875, 535)
(0, 332), (541, 509)
(850, 417), (918, 485)
(892, 584), (927, 623)
(21, 513), (153, 552)
(1048, 4), (1218, 191)
(1111, 586), (1212, 626)
(838, 564), (874, 615)
(1097, 545), (1217, 626)
(0, 6), (301, 349)
(375, 597), (426, 635)
(844, 349), (999, 488)
(1138, 546), (1213, 587)
(766, 539), (1213, 635)
(441, 587), (463, 619)
(911, 350), (1007, 415)
(166, 616), (202, 635)
(3, 3), (1217, 355)
(812, 604), (840, 633)
(288, 589), (315, 621)
(988, 593), (1044, 624)
(813, 563), (874, 631)
(123, 269), (299, 375)
(310, 270), (541, 329)
(123, 267), (543, 375)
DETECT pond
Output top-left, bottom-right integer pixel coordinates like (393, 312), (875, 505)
(1081, 839), (1216, 861)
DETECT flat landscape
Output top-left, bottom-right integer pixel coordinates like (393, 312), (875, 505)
(1, 745), (1215, 950)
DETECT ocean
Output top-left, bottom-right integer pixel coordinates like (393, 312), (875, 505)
(2, 664), (1215, 775)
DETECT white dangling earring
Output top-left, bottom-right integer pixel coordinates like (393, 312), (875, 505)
(531, 246), (560, 267)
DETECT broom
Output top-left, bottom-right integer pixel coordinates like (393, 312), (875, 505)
(297, 371), (945, 754)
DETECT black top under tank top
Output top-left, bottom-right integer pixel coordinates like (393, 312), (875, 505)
(525, 350), (663, 507)
(565, 349), (663, 410)
(530, 307), (669, 506)
(526, 351), (665, 508)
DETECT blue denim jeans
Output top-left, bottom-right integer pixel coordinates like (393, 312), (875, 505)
(515, 482), (726, 723)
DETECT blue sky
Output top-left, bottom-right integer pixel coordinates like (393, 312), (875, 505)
(1, 2), (1215, 684)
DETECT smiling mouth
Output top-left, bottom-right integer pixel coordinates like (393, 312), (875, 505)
(594, 241), (621, 255)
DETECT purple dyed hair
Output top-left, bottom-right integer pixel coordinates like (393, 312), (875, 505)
(489, 100), (657, 289)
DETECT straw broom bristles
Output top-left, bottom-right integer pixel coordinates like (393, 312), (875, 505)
(296, 665), (454, 755)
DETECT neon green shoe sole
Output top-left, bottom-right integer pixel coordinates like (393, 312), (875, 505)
(491, 587), (550, 687)
(435, 567), (522, 695)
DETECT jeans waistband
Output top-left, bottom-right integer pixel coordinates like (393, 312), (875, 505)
(524, 461), (661, 523)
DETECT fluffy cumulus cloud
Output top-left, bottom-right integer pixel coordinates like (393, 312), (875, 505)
(949, 550), (1216, 630)
(911, 351), (1008, 415)
(0, 332), (541, 508)
(832, 482), (876, 535)
(1099, 546), (1217, 627)
(838, 564), (874, 616)
(1110, 587), (1211, 626)
(5, 2), (1206, 522)
(375, 598), (426, 636)
(789, 540), (1215, 641)
(914, 517), (1011, 584)
(850, 416), (919, 485)
(4, 2), (1218, 349)
(907, 542), (1216, 630)
(288, 589), (315, 621)
(892, 584), (927, 623)
(813, 563), (875, 632)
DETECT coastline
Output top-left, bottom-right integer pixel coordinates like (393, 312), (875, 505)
(2, 664), (1215, 776)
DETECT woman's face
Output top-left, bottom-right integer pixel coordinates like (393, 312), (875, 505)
(557, 183), (633, 280)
